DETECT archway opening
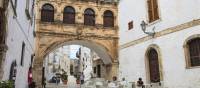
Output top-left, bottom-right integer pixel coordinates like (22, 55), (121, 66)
(40, 40), (114, 87)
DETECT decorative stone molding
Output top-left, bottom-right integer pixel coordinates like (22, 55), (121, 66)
(120, 19), (200, 49)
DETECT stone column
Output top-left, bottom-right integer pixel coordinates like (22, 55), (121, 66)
(32, 58), (43, 88)
(105, 62), (119, 80)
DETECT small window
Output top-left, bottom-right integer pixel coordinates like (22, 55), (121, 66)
(21, 42), (25, 66)
(41, 4), (54, 22)
(128, 21), (133, 30)
(63, 6), (75, 24)
(84, 8), (95, 26)
(147, 0), (159, 23)
(103, 10), (114, 27)
(187, 38), (200, 67)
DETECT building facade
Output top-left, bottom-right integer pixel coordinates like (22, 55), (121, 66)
(1, 0), (35, 88)
(33, 0), (119, 87)
(119, 0), (200, 88)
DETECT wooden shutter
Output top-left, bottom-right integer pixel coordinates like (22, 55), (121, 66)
(148, 0), (153, 22)
(153, 0), (159, 21)
(189, 38), (200, 66)
(104, 17), (114, 27)
(148, 49), (160, 83)
(84, 15), (95, 26)
(63, 13), (75, 24)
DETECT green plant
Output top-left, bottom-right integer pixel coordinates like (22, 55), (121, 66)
(61, 72), (68, 80)
(0, 80), (14, 88)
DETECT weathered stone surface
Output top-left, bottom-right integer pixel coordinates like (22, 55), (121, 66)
(33, 0), (119, 87)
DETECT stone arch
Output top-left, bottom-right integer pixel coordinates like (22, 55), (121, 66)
(41, 40), (112, 65)
(145, 44), (163, 84)
(183, 34), (200, 68)
(33, 38), (118, 88)
(82, 7), (98, 16)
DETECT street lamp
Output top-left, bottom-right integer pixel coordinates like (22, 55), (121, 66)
(140, 20), (155, 36)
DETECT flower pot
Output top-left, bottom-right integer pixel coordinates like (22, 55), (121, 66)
(76, 80), (80, 84)
(62, 80), (68, 85)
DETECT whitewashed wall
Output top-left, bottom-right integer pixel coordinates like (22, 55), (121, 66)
(119, 0), (200, 45)
(119, 0), (200, 88)
(2, 0), (35, 88)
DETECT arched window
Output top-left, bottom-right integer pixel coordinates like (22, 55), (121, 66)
(84, 8), (95, 26)
(147, 0), (159, 23)
(147, 48), (160, 83)
(103, 10), (114, 27)
(63, 6), (75, 24)
(187, 38), (200, 66)
(41, 4), (54, 22)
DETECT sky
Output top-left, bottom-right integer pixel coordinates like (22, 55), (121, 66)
(69, 45), (80, 59)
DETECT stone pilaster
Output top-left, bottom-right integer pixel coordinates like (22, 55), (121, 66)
(32, 58), (43, 88)
(105, 62), (119, 80)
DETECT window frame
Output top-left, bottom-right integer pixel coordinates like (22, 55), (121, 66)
(41, 4), (54, 22)
(184, 35), (200, 68)
(103, 10), (114, 27)
(84, 8), (95, 26)
(147, 0), (160, 23)
(145, 45), (163, 84)
(128, 21), (133, 30)
(63, 6), (75, 24)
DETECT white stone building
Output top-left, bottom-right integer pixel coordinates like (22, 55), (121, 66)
(119, 0), (200, 88)
(44, 46), (71, 81)
(1, 0), (35, 88)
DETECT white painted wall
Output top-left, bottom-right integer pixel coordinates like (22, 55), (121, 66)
(2, 0), (35, 88)
(119, 0), (200, 45)
(119, 0), (200, 88)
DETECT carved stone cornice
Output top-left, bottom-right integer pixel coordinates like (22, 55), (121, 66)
(36, 31), (119, 40)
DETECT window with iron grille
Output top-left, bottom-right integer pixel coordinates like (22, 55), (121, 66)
(41, 4), (54, 22)
(148, 48), (160, 83)
(147, 0), (159, 23)
(84, 8), (95, 26)
(188, 38), (200, 67)
(103, 10), (114, 27)
(63, 6), (75, 24)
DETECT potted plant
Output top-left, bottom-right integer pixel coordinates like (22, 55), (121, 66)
(61, 72), (68, 85)
(76, 74), (80, 84)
